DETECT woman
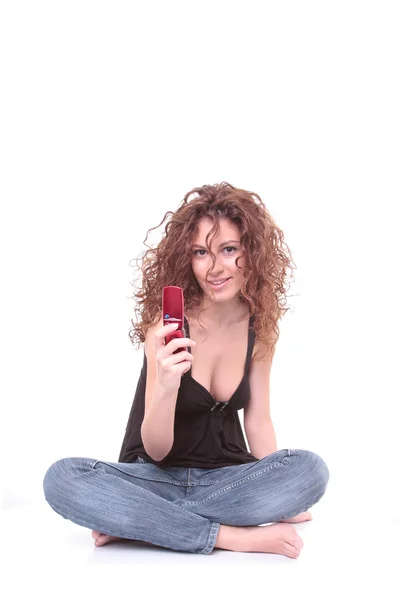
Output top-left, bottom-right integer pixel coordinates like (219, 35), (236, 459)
(43, 182), (329, 558)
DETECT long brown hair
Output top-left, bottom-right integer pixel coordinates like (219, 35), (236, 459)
(128, 182), (297, 360)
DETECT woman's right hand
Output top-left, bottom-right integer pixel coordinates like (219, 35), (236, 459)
(154, 322), (196, 390)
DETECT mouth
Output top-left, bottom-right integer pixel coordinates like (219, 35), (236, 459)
(207, 277), (232, 289)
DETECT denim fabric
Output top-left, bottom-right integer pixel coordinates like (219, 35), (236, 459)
(43, 448), (329, 555)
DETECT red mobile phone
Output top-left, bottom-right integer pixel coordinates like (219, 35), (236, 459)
(162, 286), (186, 354)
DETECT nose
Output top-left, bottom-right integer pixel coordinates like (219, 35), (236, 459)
(208, 257), (226, 276)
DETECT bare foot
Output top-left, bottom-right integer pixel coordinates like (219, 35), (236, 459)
(280, 511), (313, 524)
(229, 523), (304, 559)
(91, 530), (124, 547)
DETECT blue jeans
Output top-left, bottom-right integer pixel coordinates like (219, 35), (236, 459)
(43, 448), (329, 555)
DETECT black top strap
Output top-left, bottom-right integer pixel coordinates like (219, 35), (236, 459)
(245, 314), (255, 371)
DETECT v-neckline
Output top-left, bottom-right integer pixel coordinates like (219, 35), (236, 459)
(184, 315), (252, 404)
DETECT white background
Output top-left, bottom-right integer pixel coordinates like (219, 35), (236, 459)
(1, 0), (399, 596)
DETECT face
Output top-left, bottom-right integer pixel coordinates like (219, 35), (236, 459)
(191, 217), (247, 300)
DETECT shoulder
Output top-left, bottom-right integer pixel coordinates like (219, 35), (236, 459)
(250, 328), (278, 363)
(144, 314), (163, 356)
(251, 340), (263, 361)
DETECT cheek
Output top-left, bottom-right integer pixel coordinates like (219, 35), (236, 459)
(191, 261), (204, 281)
(231, 257), (243, 271)
(235, 255), (247, 271)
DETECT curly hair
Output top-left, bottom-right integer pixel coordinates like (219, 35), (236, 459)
(128, 182), (297, 361)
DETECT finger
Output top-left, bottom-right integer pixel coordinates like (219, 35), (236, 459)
(154, 322), (179, 349)
(170, 336), (196, 349)
(155, 322), (179, 336)
(158, 338), (195, 360)
(160, 351), (193, 368)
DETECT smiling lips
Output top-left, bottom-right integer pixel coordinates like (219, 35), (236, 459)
(208, 277), (232, 289)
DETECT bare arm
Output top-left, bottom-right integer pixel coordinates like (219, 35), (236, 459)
(140, 318), (195, 462)
(141, 383), (178, 461)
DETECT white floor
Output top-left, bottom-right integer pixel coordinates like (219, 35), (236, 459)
(3, 484), (398, 600)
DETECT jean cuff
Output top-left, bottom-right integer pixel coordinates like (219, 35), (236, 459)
(201, 521), (220, 554)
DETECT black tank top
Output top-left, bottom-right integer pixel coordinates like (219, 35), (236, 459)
(118, 315), (258, 469)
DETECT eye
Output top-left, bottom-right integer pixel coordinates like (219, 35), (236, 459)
(193, 246), (237, 257)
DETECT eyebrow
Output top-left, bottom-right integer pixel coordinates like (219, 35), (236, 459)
(191, 239), (240, 249)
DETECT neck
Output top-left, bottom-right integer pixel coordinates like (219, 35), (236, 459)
(187, 297), (249, 328)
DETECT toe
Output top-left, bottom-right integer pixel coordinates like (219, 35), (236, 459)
(284, 542), (299, 558)
(94, 535), (106, 547)
(290, 538), (302, 551)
